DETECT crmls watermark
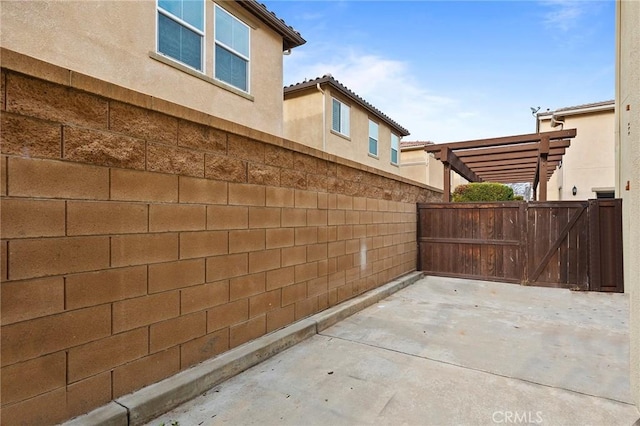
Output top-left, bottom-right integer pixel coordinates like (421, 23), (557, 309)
(492, 411), (543, 424)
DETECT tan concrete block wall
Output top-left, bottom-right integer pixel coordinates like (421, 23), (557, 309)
(0, 51), (441, 425)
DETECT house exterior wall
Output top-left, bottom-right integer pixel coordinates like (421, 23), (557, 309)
(399, 148), (466, 192)
(282, 90), (324, 150)
(399, 148), (430, 184)
(0, 0), (287, 136)
(0, 52), (441, 424)
(539, 108), (615, 200)
(284, 86), (403, 175)
(616, 0), (640, 409)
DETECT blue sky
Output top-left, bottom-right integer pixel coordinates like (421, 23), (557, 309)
(264, 0), (615, 143)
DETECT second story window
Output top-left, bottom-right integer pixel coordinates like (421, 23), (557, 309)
(391, 133), (399, 164)
(368, 120), (379, 157)
(215, 5), (250, 92)
(332, 98), (350, 136)
(157, 0), (205, 71)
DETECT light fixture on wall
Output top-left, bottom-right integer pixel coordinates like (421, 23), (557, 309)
(572, 186), (577, 196)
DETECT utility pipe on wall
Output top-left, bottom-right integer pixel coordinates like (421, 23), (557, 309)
(316, 83), (326, 151)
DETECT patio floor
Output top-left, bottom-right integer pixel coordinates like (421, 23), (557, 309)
(147, 275), (639, 425)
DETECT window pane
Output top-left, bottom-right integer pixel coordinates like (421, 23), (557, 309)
(182, 0), (203, 30)
(341, 104), (350, 135)
(391, 134), (399, 150)
(159, 0), (203, 30)
(159, 0), (181, 18)
(369, 137), (378, 156)
(232, 19), (249, 57)
(215, 45), (248, 91)
(216, 6), (249, 58)
(181, 25), (203, 70)
(332, 99), (341, 132)
(368, 120), (378, 139)
(215, 7), (234, 48)
(391, 134), (399, 164)
(158, 13), (202, 70)
(158, 13), (181, 61)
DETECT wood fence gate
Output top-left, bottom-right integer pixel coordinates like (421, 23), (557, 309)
(417, 200), (623, 292)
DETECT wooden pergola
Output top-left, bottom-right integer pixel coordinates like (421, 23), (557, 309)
(424, 129), (577, 201)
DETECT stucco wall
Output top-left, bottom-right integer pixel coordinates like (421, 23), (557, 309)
(399, 149), (429, 184)
(540, 109), (615, 200)
(616, 0), (640, 409)
(0, 0), (286, 136)
(0, 51), (442, 424)
(400, 149), (465, 190)
(282, 90), (324, 150)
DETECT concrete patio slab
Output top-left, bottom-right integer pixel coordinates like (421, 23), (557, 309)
(146, 276), (639, 425)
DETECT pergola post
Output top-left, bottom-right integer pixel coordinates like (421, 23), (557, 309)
(443, 163), (451, 202)
(538, 136), (550, 202)
(441, 147), (452, 202)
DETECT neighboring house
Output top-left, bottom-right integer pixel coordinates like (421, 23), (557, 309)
(283, 74), (409, 175)
(400, 141), (467, 190)
(537, 100), (615, 200)
(0, 0), (305, 136)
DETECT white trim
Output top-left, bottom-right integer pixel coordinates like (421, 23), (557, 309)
(331, 98), (350, 137)
(158, 7), (205, 36)
(368, 119), (379, 157)
(156, 0), (206, 73)
(148, 51), (254, 101)
(214, 4), (251, 93)
(390, 133), (399, 165)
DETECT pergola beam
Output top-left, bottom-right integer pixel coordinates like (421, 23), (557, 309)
(472, 162), (560, 173)
(440, 147), (483, 202)
(463, 155), (563, 168)
(425, 129), (576, 152)
(452, 146), (566, 162)
(454, 140), (571, 158)
(474, 160), (561, 172)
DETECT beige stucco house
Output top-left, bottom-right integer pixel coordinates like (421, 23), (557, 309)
(400, 141), (467, 190)
(537, 101), (615, 200)
(283, 74), (409, 175)
(0, 0), (305, 136)
(616, 0), (640, 410)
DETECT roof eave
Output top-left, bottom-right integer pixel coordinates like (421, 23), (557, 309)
(238, 1), (306, 51)
(537, 100), (615, 120)
(400, 145), (428, 152)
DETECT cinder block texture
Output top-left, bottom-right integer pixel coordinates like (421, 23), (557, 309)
(0, 59), (440, 425)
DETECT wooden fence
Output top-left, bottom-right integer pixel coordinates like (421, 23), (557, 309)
(417, 200), (623, 292)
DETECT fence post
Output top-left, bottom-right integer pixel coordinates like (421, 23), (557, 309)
(520, 202), (528, 285)
(588, 200), (601, 292)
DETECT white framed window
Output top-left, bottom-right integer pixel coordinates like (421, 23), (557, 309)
(157, 0), (205, 71)
(391, 133), (399, 164)
(214, 5), (250, 92)
(332, 98), (350, 136)
(368, 120), (378, 157)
